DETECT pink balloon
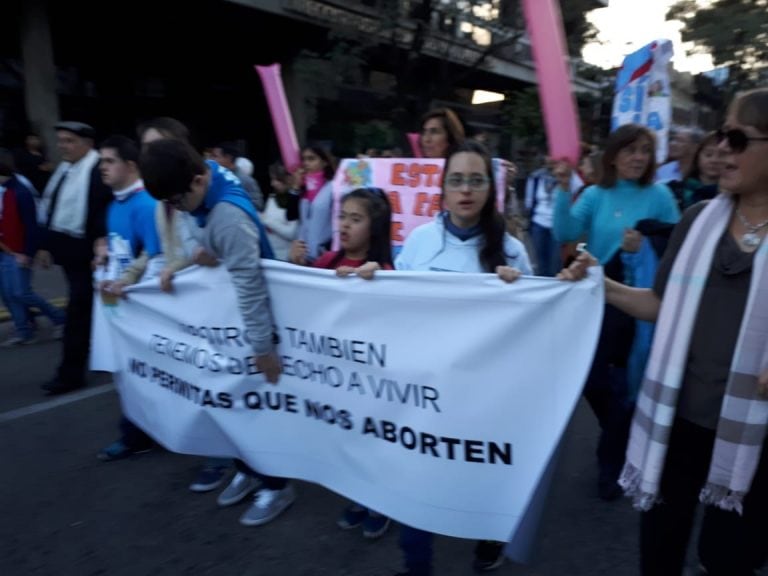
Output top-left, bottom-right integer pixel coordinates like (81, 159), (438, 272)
(521, 0), (582, 165)
(255, 64), (301, 172)
(406, 132), (423, 158)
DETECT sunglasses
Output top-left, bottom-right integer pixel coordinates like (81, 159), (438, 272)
(716, 128), (768, 153)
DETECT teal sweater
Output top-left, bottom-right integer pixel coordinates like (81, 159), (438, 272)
(553, 179), (680, 264)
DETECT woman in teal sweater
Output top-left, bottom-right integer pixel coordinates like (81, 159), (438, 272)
(552, 124), (680, 500)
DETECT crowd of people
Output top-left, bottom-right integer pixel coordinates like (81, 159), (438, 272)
(0, 85), (767, 576)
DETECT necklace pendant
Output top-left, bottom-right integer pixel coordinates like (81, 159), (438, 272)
(742, 232), (761, 247)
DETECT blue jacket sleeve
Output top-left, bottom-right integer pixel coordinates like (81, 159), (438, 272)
(552, 185), (597, 243)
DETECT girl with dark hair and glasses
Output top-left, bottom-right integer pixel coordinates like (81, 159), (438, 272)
(561, 87), (768, 576)
(390, 141), (532, 576)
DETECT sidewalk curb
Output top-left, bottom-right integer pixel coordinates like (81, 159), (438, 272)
(0, 297), (68, 323)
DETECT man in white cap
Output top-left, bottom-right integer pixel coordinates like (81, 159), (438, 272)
(37, 121), (111, 395)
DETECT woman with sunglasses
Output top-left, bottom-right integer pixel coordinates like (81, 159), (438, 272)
(551, 124), (680, 502)
(560, 87), (768, 576)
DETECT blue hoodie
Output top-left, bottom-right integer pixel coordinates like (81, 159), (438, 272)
(191, 161), (274, 259)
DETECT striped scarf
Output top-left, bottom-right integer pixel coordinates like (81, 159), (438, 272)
(620, 194), (768, 513)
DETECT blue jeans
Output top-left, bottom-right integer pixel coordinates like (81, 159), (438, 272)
(530, 223), (561, 277)
(0, 253), (65, 339)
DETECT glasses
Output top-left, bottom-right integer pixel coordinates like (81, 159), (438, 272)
(716, 128), (768, 153)
(163, 191), (188, 208)
(444, 174), (490, 191)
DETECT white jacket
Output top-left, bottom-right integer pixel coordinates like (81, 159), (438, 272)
(395, 214), (532, 274)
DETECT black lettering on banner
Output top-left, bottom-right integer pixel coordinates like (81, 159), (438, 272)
(488, 442), (512, 465)
(217, 392), (233, 409)
(347, 371), (364, 394)
(284, 327), (387, 368)
(244, 391), (262, 410)
(129, 358), (147, 378)
(358, 417), (512, 465)
(243, 391), (298, 414)
(464, 440), (485, 463)
(304, 399), (353, 430)
(420, 432), (440, 457)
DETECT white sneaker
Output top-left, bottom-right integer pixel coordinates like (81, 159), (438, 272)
(239, 484), (296, 526)
(216, 472), (259, 507)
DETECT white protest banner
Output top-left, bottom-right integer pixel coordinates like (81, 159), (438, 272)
(611, 39), (674, 164)
(331, 158), (507, 252)
(103, 262), (603, 541)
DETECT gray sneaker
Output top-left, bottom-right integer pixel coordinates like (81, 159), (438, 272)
(239, 484), (296, 526)
(216, 472), (259, 507)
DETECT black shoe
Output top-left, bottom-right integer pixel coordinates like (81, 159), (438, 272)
(473, 540), (505, 572)
(41, 379), (85, 396)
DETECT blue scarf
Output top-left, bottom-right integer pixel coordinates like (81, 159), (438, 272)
(443, 212), (483, 242)
(191, 161), (274, 259)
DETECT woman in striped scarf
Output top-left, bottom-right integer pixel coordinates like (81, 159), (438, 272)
(561, 87), (768, 576)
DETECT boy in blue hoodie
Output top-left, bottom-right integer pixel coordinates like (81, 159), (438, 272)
(139, 139), (293, 527)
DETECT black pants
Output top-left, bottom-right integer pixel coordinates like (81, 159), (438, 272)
(119, 417), (153, 450)
(52, 233), (94, 386)
(583, 303), (635, 481)
(641, 418), (768, 576)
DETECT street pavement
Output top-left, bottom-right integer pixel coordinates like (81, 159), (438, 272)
(0, 268), (751, 576)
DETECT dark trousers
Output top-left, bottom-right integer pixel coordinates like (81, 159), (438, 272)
(583, 303), (635, 482)
(52, 233), (94, 386)
(530, 223), (561, 277)
(641, 418), (768, 576)
(399, 524), (433, 576)
(119, 416), (153, 450)
(234, 459), (287, 491)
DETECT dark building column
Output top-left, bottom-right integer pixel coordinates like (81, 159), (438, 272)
(21, 0), (59, 158)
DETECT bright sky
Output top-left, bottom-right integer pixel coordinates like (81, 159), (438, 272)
(582, 0), (715, 74)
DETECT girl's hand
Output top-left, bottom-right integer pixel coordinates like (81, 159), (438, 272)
(160, 268), (175, 293)
(336, 262), (381, 279)
(496, 265), (521, 283)
(355, 262), (380, 280)
(290, 240), (308, 265)
(557, 251), (598, 281)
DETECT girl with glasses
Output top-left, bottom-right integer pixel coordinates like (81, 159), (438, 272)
(392, 141), (532, 576)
